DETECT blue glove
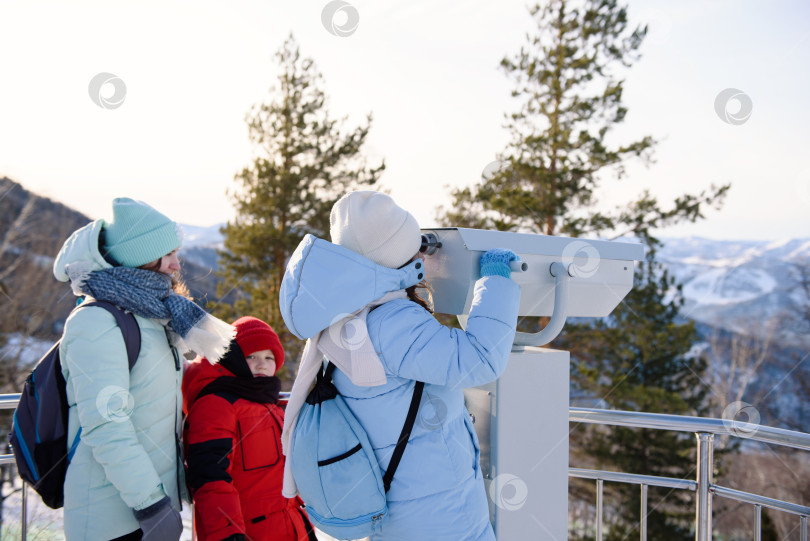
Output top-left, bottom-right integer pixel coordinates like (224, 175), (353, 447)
(480, 249), (519, 278)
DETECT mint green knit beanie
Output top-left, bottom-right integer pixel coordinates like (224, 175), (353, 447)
(103, 197), (182, 268)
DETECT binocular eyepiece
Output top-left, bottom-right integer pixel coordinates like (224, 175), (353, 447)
(420, 233), (442, 255)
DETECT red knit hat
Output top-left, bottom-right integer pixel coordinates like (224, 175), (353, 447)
(232, 316), (285, 372)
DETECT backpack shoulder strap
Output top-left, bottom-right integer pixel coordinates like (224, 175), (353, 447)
(382, 380), (424, 493)
(324, 361), (337, 381)
(325, 361), (424, 493)
(77, 300), (141, 370)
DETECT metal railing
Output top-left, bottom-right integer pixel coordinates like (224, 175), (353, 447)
(0, 392), (291, 540)
(0, 393), (27, 539)
(569, 407), (810, 541)
(2, 395), (809, 540)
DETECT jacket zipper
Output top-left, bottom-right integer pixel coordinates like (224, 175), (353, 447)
(372, 512), (384, 531)
(307, 506), (386, 527)
(166, 329), (183, 508)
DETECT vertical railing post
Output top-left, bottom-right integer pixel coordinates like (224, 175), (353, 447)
(640, 484), (648, 541)
(596, 479), (604, 541)
(754, 505), (761, 541)
(695, 433), (714, 541)
(801, 515), (807, 541)
(21, 480), (28, 540)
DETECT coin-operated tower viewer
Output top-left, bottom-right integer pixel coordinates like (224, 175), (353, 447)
(419, 228), (644, 541)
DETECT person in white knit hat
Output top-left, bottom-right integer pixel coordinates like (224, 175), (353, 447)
(281, 190), (522, 541)
(329, 190), (422, 269)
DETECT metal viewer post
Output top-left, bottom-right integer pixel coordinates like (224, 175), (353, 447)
(420, 227), (644, 540)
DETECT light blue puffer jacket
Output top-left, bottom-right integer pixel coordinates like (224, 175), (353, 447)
(53, 220), (185, 541)
(282, 236), (520, 541)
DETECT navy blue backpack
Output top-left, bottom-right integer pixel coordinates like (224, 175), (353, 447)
(9, 300), (140, 509)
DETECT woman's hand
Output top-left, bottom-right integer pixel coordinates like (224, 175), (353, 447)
(134, 496), (182, 541)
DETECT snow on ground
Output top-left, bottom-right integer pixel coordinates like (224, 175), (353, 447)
(2, 485), (68, 541)
(0, 484), (358, 541)
(0, 334), (52, 368)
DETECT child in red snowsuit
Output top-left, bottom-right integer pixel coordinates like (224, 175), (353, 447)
(183, 316), (315, 541)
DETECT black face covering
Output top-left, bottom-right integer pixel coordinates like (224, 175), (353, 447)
(218, 340), (254, 378)
(199, 341), (281, 404)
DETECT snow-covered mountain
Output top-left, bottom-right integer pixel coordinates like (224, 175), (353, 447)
(181, 223), (225, 247)
(179, 223), (224, 269)
(658, 237), (810, 337)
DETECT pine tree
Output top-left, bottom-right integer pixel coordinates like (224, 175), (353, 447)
(435, 1), (724, 536)
(213, 35), (384, 372)
(441, 0), (727, 238)
(561, 239), (708, 540)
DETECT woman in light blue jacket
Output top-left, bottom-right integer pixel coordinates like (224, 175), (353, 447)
(281, 191), (521, 541)
(53, 198), (234, 541)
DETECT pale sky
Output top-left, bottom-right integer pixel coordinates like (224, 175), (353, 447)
(1, 0), (809, 241)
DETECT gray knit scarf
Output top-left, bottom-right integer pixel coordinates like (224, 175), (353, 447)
(75, 266), (234, 361)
